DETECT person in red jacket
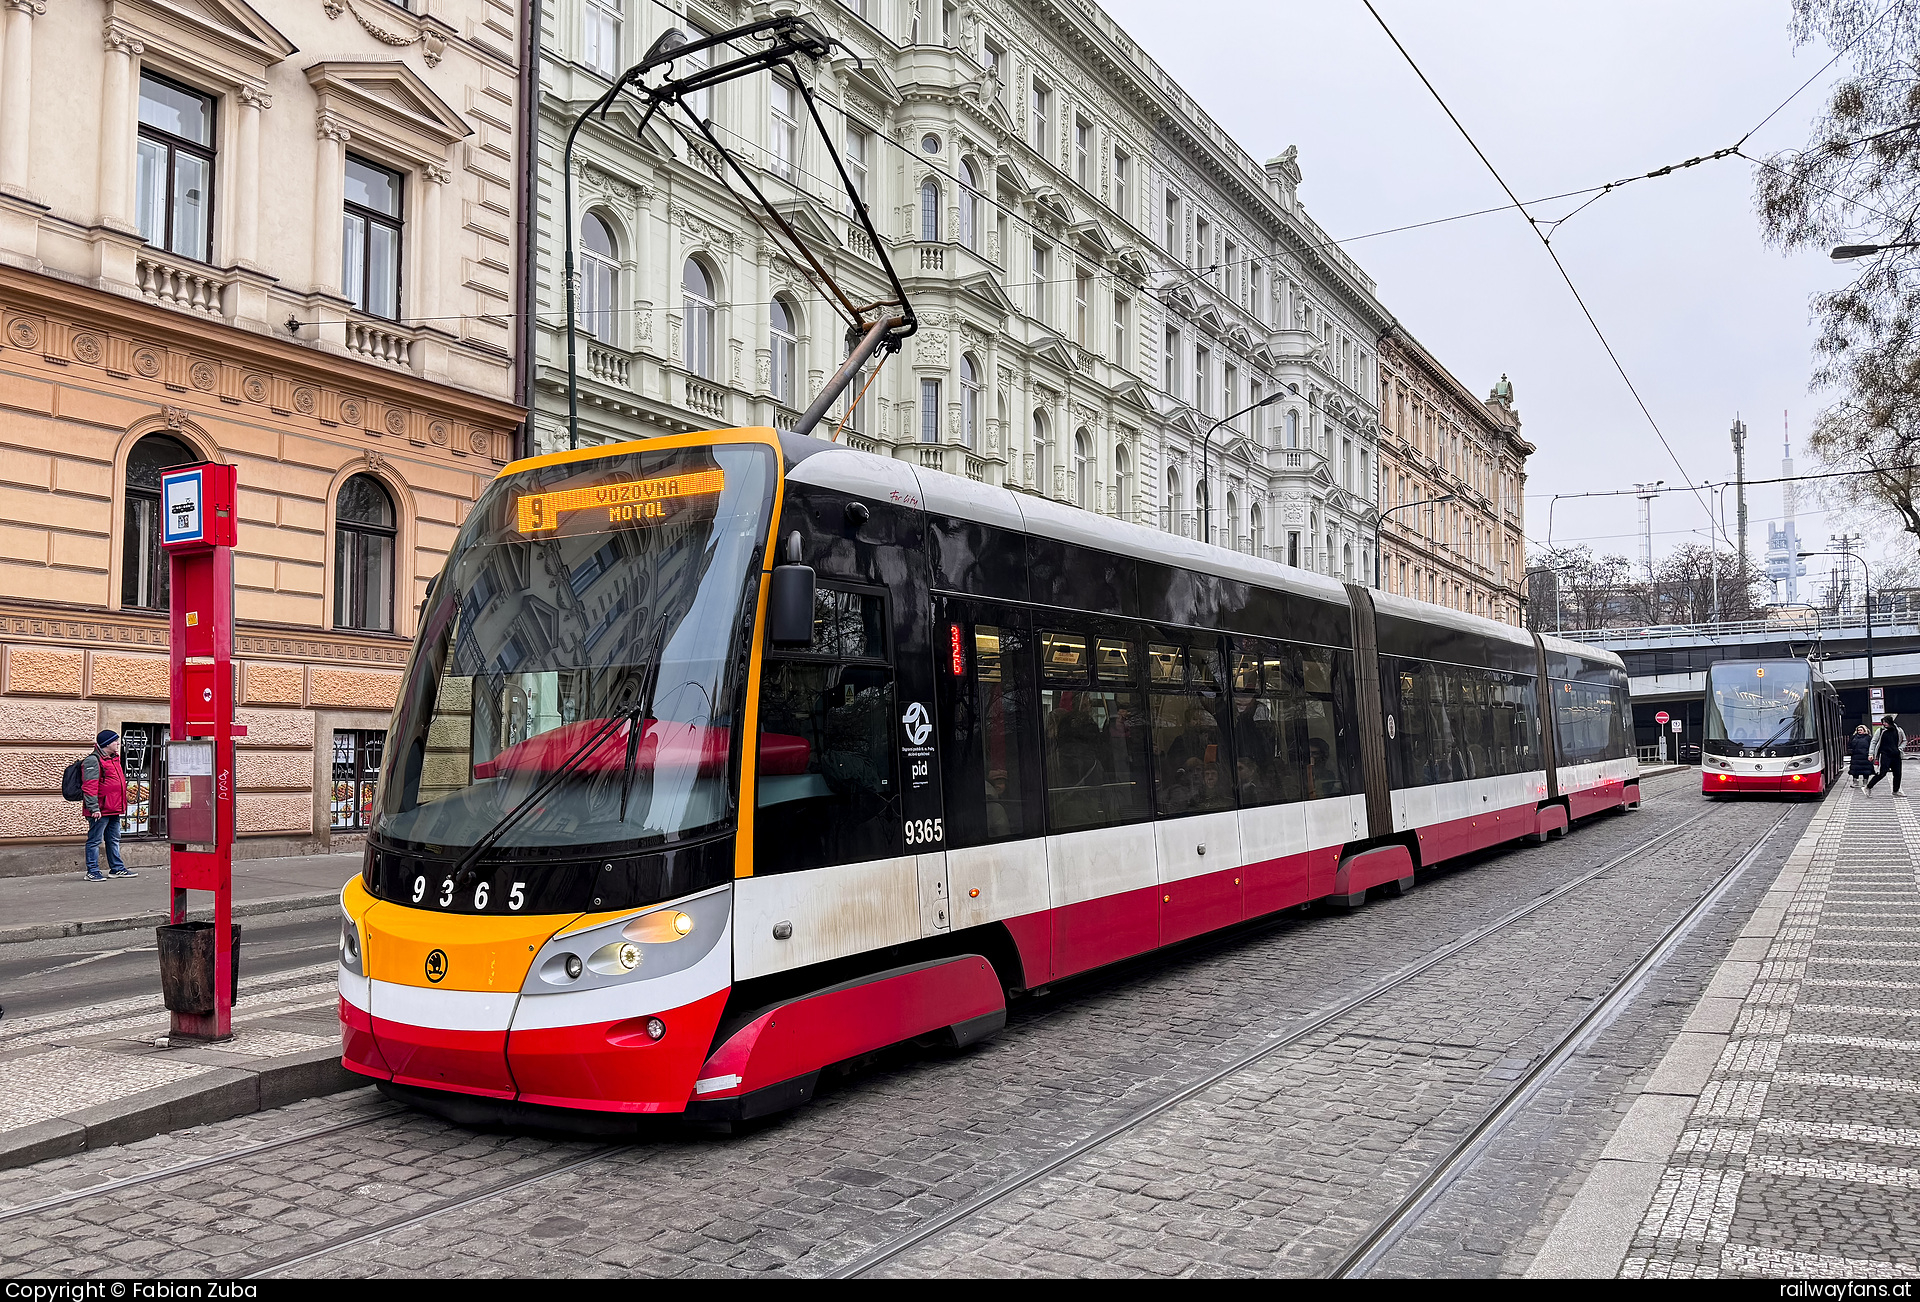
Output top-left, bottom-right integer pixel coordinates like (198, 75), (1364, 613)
(81, 729), (136, 881)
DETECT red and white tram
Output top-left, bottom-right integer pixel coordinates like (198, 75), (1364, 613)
(339, 428), (1640, 1123)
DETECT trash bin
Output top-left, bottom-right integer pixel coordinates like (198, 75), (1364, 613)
(155, 920), (241, 1015)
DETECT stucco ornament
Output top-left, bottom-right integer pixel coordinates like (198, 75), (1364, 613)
(322, 0), (445, 66)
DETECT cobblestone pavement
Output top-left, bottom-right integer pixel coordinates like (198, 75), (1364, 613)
(1617, 785), (1920, 1278)
(0, 770), (1808, 1278)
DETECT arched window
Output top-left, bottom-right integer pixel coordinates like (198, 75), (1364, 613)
(1226, 491), (1240, 550)
(122, 433), (196, 609)
(683, 258), (715, 378)
(958, 159), (980, 252)
(1164, 466), (1180, 533)
(770, 296), (797, 406)
(1115, 443), (1132, 521)
(1032, 411), (1049, 492)
(960, 354), (981, 449)
(1286, 410), (1299, 448)
(335, 475), (396, 632)
(580, 213), (617, 344)
(1073, 428), (1091, 509)
(921, 178), (941, 242)
(1250, 503), (1263, 558)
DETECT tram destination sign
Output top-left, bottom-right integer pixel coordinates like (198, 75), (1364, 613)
(516, 468), (725, 534)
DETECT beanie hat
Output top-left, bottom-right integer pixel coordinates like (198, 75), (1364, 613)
(96, 729), (118, 749)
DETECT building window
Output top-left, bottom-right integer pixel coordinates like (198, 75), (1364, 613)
(331, 730), (384, 831)
(684, 25), (713, 122)
(1223, 240), (1237, 299)
(770, 297), (797, 406)
(343, 154), (403, 320)
(960, 354), (981, 450)
(1195, 216), (1210, 271)
(1287, 410), (1299, 447)
(1164, 191), (1180, 253)
(1115, 443), (1132, 520)
(845, 126), (870, 211)
(1113, 295), (1129, 365)
(120, 723), (170, 839)
(958, 158), (980, 251)
(1030, 81), (1050, 151)
(335, 474), (396, 632)
(1288, 531), (1301, 567)
(122, 434), (197, 610)
(136, 72), (215, 263)
(1163, 327), (1179, 397)
(1074, 117), (1091, 187)
(983, 37), (1004, 106)
(1250, 265), (1263, 322)
(921, 378), (941, 443)
(580, 213), (617, 343)
(1113, 149), (1130, 219)
(1164, 466), (1180, 533)
(1031, 243), (1049, 323)
(1223, 363), (1238, 425)
(1074, 429), (1091, 509)
(583, 0), (622, 76)
(683, 257), (715, 377)
(1074, 269), (1091, 345)
(1193, 346), (1210, 415)
(920, 177), (940, 241)
(770, 79), (799, 181)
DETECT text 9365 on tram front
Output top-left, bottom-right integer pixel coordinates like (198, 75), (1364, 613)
(339, 427), (1643, 1124)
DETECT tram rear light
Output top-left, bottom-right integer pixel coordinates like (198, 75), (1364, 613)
(1790, 774), (1803, 782)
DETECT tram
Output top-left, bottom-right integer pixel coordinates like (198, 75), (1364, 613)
(1700, 658), (1844, 795)
(338, 428), (1640, 1123)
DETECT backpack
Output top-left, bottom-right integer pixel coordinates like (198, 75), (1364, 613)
(60, 756), (87, 802)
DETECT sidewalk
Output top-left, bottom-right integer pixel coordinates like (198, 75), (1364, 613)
(0, 851), (360, 944)
(1530, 785), (1920, 1278)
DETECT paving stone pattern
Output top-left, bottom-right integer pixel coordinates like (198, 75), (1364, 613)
(1620, 786), (1920, 1279)
(0, 770), (1799, 1278)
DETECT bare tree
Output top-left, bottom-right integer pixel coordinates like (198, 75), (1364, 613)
(1652, 545), (1772, 623)
(1527, 546), (1636, 630)
(1756, 0), (1920, 544)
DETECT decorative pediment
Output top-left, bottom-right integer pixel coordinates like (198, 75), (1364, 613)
(836, 55), (902, 108)
(1168, 407), (1205, 438)
(1032, 332), (1078, 372)
(1250, 342), (1278, 370)
(1032, 188), (1074, 226)
(1111, 377), (1157, 412)
(1162, 283), (1199, 318)
(1114, 245), (1150, 284)
(107, 0), (294, 85)
(1069, 221), (1117, 259)
(1227, 324), (1255, 352)
(1192, 300), (1226, 337)
(306, 61), (471, 163)
(993, 155), (1035, 197)
(772, 200), (843, 255)
(954, 270), (1017, 318)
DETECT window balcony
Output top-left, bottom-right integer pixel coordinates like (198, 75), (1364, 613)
(134, 248), (232, 319)
(683, 375), (727, 421)
(585, 342), (631, 390)
(344, 315), (416, 370)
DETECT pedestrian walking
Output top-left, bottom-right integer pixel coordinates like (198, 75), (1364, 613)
(1867, 715), (1906, 797)
(79, 730), (137, 879)
(1848, 723), (1875, 789)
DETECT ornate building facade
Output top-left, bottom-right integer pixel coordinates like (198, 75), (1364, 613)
(1375, 329), (1531, 625)
(0, 0), (525, 868)
(533, 0), (1390, 581)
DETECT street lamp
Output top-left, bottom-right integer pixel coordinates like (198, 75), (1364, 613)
(1799, 547), (1874, 687)
(1375, 495), (1453, 592)
(1522, 563), (1560, 632)
(1832, 240), (1920, 260)
(1199, 390), (1287, 546)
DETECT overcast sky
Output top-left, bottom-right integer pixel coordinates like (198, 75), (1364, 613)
(1102, 0), (1875, 582)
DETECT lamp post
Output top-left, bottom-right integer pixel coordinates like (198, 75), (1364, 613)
(1375, 495), (1453, 593)
(1799, 547), (1874, 686)
(1832, 241), (1920, 260)
(1199, 390), (1287, 546)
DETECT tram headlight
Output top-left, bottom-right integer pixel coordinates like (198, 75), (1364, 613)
(587, 941), (642, 975)
(622, 910), (694, 944)
(524, 886), (730, 995)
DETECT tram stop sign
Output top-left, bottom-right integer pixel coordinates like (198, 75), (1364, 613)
(1655, 710), (1670, 725)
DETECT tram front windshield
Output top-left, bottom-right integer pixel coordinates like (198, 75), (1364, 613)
(376, 442), (776, 857)
(1705, 661), (1817, 756)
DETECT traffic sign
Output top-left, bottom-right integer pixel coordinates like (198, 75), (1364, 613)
(1655, 710), (1670, 725)
(1671, 720), (1683, 733)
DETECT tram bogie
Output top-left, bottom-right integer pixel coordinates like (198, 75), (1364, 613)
(1700, 658), (1845, 797)
(339, 428), (1643, 1124)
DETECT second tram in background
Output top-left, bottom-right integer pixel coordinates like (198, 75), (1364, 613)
(1701, 658), (1844, 795)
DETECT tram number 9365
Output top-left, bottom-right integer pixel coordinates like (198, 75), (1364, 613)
(412, 874), (528, 912)
(904, 817), (944, 847)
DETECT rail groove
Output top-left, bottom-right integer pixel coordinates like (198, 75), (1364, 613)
(831, 797), (1743, 1278)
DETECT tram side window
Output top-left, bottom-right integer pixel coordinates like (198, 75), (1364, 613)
(940, 617), (1044, 847)
(1148, 639), (1236, 817)
(754, 588), (900, 874)
(1038, 628), (1151, 832)
(1229, 640), (1348, 803)
(1552, 679), (1614, 765)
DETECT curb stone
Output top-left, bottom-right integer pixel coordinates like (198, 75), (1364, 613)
(0, 1046), (369, 1173)
(1524, 794), (1837, 1278)
(0, 890), (338, 945)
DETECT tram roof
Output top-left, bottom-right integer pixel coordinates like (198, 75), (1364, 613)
(1538, 632), (1627, 671)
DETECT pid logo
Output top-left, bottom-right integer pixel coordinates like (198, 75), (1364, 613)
(902, 702), (932, 746)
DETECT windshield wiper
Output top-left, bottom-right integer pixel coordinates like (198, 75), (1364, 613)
(451, 660), (657, 882)
(617, 624), (669, 824)
(1759, 716), (1802, 748)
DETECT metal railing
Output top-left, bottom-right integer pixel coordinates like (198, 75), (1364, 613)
(1562, 610), (1920, 644)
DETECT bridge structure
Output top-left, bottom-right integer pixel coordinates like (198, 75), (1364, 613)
(1558, 611), (1920, 759)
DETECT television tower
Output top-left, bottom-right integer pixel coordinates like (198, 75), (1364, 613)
(1731, 415), (1748, 575)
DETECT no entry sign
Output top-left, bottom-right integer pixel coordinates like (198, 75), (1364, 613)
(1655, 710), (1670, 725)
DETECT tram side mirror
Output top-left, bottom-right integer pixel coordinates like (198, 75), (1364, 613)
(769, 564), (816, 647)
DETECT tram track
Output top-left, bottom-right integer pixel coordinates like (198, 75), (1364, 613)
(828, 796), (1787, 1279)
